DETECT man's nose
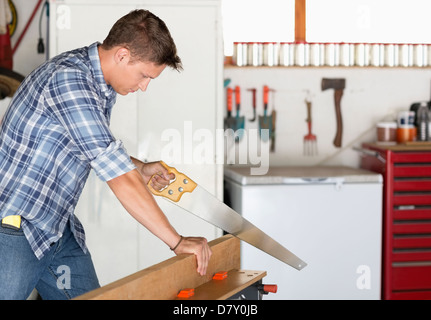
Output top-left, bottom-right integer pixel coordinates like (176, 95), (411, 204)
(139, 78), (151, 92)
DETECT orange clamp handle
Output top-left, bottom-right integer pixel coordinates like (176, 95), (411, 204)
(213, 271), (228, 280)
(177, 288), (195, 298)
(262, 284), (278, 293)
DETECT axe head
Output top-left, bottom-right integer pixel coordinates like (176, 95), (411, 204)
(321, 78), (345, 91)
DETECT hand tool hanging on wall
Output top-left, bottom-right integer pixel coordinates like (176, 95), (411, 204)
(270, 90), (277, 152)
(224, 87), (235, 131)
(303, 98), (317, 156)
(258, 85), (273, 142)
(271, 109), (276, 152)
(148, 162), (307, 271)
(247, 88), (257, 122)
(321, 78), (346, 148)
(234, 85), (245, 142)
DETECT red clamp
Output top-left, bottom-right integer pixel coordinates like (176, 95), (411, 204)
(177, 288), (195, 298)
(212, 271), (228, 280)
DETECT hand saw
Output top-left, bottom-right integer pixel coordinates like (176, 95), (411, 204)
(148, 162), (307, 271)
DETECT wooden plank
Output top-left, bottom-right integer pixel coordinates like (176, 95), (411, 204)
(179, 270), (266, 301)
(295, 0), (306, 42)
(75, 235), (241, 300)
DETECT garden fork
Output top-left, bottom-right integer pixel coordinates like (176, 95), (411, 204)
(303, 99), (318, 156)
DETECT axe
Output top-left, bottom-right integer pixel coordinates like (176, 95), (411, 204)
(321, 78), (346, 148)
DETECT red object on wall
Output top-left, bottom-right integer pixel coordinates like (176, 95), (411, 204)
(0, 25), (13, 69)
(361, 143), (431, 300)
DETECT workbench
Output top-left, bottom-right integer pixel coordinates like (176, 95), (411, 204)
(75, 235), (271, 300)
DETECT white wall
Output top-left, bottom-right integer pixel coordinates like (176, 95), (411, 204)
(10, 0), (48, 75)
(224, 66), (431, 169)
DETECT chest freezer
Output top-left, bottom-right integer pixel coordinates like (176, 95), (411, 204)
(224, 166), (383, 300)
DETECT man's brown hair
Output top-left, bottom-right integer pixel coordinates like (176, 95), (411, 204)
(101, 9), (182, 71)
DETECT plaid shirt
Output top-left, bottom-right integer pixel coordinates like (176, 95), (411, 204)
(0, 42), (136, 259)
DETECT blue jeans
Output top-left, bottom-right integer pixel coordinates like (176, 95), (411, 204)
(0, 221), (100, 300)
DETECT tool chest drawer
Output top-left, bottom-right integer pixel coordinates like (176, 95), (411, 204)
(360, 143), (431, 300)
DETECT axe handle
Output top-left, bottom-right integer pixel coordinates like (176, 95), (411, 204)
(333, 89), (344, 147)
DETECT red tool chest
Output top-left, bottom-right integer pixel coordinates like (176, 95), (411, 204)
(360, 143), (431, 300)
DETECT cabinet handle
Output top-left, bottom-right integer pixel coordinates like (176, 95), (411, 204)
(353, 147), (386, 164)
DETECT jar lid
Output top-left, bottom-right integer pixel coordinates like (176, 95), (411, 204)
(377, 122), (397, 128)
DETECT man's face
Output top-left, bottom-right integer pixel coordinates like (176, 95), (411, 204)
(109, 49), (166, 96)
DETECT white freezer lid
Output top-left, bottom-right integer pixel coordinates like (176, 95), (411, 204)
(224, 165), (382, 185)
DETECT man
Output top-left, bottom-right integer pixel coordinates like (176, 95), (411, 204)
(0, 9), (211, 300)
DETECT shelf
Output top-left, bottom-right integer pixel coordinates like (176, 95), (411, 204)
(224, 64), (431, 70)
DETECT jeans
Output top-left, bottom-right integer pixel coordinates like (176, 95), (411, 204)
(0, 221), (100, 300)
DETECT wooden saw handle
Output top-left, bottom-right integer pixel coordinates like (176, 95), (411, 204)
(147, 161), (197, 202)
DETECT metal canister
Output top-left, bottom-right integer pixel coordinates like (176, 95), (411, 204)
(309, 42), (322, 66)
(247, 42), (263, 66)
(324, 43), (336, 66)
(384, 43), (395, 67)
(294, 41), (309, 66)
(339, 43), (353, 67)
(354, 43), (366, 66)
(370, 43), (381, 67)
(427, 44), (431, 66)
(318, 43), (325, 66)
(263, 42), (279, 66)
(399, 44), (412, 67)
(279, 42), (294, 66)
(413, 44), (424, 67)
(393, 44), (399, 67)
(423, 44), (428, 67)
(233, 42), (248, 66)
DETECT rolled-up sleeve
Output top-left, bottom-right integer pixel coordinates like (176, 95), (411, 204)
(91, 139), (136, 181)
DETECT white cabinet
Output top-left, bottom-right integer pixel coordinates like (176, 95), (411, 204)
(49, 0), (223, 285)
(224, 166), (383, 300)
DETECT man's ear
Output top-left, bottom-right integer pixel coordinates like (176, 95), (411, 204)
(114, 47), (131, 64)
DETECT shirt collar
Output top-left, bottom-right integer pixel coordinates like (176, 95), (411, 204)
(88, 42), (115, 98)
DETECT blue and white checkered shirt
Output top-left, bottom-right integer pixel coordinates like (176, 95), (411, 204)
(0, 42), (136, 259)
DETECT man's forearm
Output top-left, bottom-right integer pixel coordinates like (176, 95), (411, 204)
(107, 163), (212, 275)
(106, 169), (180, 250)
